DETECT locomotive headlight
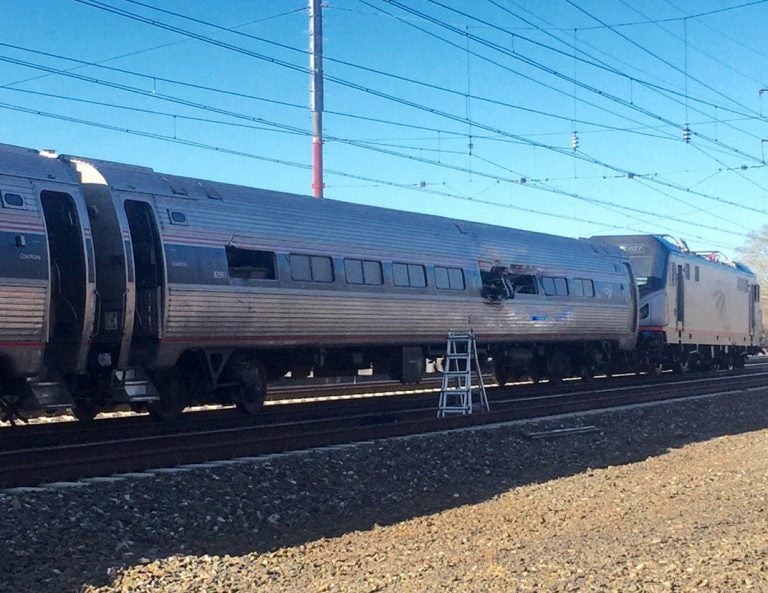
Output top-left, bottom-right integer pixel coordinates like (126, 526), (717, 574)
(640, 304), (650, 319)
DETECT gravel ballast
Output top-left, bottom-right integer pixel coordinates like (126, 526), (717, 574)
(2, 389), (768, 593)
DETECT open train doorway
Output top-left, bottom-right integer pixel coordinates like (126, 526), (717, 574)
(124, 200), (165, 347)
(40, 190), (87, 370)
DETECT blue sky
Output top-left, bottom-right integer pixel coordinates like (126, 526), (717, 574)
(1, 0), (767, 258)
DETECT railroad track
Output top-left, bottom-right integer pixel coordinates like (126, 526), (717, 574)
(3, 367), (767, 489)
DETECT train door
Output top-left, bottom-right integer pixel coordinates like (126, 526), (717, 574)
(123, 200), (164, 346)
(39, 190), (88, 371)
(623, 262), (638, 333)
(675, 263), (685, 335)
(749, 283), (760, 345)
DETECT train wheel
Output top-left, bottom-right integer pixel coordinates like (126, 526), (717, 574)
(733, 353), (746, 369)
(148, 369), (187, 422)
(71, 400), (99, 423)
(672, 358), (689, 374)
(235, 361), (267, 415)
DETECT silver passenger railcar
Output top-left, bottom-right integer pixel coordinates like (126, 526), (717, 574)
(594, 235), (761, 371)
(2, 142), (640, 419)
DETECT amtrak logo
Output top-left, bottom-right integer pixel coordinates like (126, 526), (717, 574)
(713, 291), (726, 317)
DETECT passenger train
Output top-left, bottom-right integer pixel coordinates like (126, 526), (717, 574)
(0, 143), (761, 421)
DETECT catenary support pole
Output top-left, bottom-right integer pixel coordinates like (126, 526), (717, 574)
(310, 0), (324, 199)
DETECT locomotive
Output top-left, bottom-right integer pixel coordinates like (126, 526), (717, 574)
(0, 143), (761, 421)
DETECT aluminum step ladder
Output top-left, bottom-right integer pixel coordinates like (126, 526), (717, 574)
(437, 330), (489, 417)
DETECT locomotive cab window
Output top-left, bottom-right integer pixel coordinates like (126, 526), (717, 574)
(345, 258), (383, 285)
(290, 254), (334, 283)
(393, 262), (427, 288)
(1, 192), (24, 209)
(541, 276), (568, 296)
(226, 247), (276, 280)
(434, 266), (465, 290)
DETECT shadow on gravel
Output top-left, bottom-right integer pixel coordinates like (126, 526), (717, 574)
(2, 389), (768, 593)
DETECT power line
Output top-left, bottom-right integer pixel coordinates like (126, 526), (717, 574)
(14, 1), (767, 229)
(74, 0), (766, 174)
(65, 0), (702, 142)
(384, 0), (765, 159)
(0, 97), (710, 241)
(563, 0), (761, 116)
(484, 0), (767, 146)
(617, 0), (767, 88)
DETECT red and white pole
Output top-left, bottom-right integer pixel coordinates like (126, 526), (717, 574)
(310, 0), (324, 199)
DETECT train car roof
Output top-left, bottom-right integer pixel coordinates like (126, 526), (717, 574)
(0, 143), (81, 185)
(62, 151), (626, 273)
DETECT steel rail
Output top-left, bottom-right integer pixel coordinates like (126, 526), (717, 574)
(2, 369), (766, 489)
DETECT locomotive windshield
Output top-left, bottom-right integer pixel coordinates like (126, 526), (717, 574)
(591, 235), (668, 296)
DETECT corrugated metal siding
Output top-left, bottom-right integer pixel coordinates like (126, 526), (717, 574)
(79, 154), (636, 361)
(0, 284), (47, 340)
(163, 287), (631, 344)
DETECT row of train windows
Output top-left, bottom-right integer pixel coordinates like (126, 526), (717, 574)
(226, 247), (466, 291)
(537, 275), (595, 297)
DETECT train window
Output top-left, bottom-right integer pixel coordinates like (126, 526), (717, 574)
(2, 193), (24, 209)
(345, 258), (383, 285)
(510, 274), (537, 294)
(290, 254), (334, 283)
(168, 210), (188, 225)
(393, 263), (409, 287)
(695, 266), (700, 282)
(226, 247), (276, 280)
(393, 262), (427, 288)
(754, 285), (760, 303)
(448, 267), (465, 290)
(363, 260), (383, 285)
(311, 256), (334, 282)
(410, 264), (427, 287)
(346, 259), (364, 284)
(291, 254), (312, 281)
(572, 278), (595, 297)
(435, 266), (465, 290)
(541, 276), (569, 296)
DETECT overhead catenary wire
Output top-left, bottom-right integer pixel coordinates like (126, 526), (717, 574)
(0, 97), (735, 245)
(0, 92), (747, 247)
(5, 1), (763, 252)
(74, 0), (766, 165)
(379, 0), (766, 160)
(4, 31), (764, 225)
